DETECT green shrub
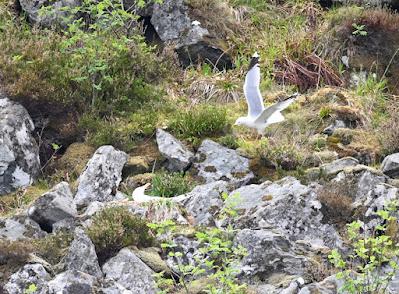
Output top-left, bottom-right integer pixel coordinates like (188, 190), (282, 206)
(217, 134), (239, 149)
(169, 104), (227, 140)
(151, 171), (193, 197)
(0, 0), (166, 113)
(329, 201), (399, 294)
(33, 231), (74, 265)
(87, 206), (154, 263)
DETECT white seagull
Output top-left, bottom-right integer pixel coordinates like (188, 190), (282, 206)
(234, 52), (299, 134)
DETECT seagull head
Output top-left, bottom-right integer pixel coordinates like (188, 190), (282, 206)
(252, 52), (259, 58)
(234, 117), (246, 126)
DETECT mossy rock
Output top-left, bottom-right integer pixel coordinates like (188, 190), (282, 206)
(131, 246), (172, 275)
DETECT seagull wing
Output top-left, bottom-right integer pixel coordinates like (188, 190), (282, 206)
(244, 63), (264, 118)
(254, 94), (298, 125)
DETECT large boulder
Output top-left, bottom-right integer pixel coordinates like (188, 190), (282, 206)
(235, 229), (310, 283)
(4, 263), (51, 294)
(0, 98), (40, 195)
(27, 182), (77, 232)
(225, 177), (342, 249)
(48, 270), (98, 294)
(298, 275), (343, 294)
(382, 153), (399, 178)
(156, 129), (194, 172)
(74, 145), (128, 208)
(0, 215), (45, 241)
(174, 181), (229, 226)
(64, 228), (102, 278)
(193, 139), (254, 188)
(102, 248), (157, 294)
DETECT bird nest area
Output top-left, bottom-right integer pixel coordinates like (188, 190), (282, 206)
(274, 54), (343, 92)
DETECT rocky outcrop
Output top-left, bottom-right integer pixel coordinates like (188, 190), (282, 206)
(156, 128), (194, 172)
(0, 98), (40, 195)
(382, 153), (399, 178)
(27, 182), (77, 232)
(175, 181), (229, 226)
(193, 139), (254, 188)
(5, 263), (51, 294)
(298, 275), (342, 294)
(0, 215), (45, 241)
(102, 248), (157, 294)
(48, 270), (98, 294)
(74, 145), (128, 208)
(150, 0), (233, 70)
(225, 177), (342, 249)
(235, 229), (310, 282)
(64, 228), (102, 278)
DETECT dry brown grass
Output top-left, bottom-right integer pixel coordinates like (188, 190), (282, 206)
(377, 102), (399, 155)
(317, 180), (358, 229)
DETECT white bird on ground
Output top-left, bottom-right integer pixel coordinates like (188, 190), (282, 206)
(191, 20), (201, 26)
(132, 183), (163, 203)
(234, 52), (299, 134)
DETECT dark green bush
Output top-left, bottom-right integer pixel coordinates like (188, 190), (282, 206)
(151, 171), (193, 197)
(169, 104), (227, 139)
(86, 206), (154, 264)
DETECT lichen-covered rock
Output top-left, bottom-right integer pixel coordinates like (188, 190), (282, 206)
(193, 139), (254, 188)
(74, 145), (128, 208)
(64, 228), (102, 278)
(298, 275), (342, 294)
(27, 182), (77, 232)
(156, 129), (194, 172)
(234, 229), (310, 282)
(99, 279), (134, 294)
(102, 248), (157, 294)
(52, 217), (78, 233)
(5, 263), (51, 294)
(48, 270), (98, 294)
(0, 98), (40, 195)
(18, 0), (80, 27)
(0, 215), (45, 241)
(225, 177), (342, 249)
(175, 181), (229, 226)
(382, 153), (399, 178)
(321, 157), (359, 176)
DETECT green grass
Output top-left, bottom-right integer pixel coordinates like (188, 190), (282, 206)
(151, 171), (193, 197)
(169, 104), (227, 140)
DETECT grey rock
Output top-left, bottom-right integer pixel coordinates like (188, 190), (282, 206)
(102, 248), (156, 293)
(74, 145), (128, 208)
(382, 153), (399, 178)
(99, 279), (134, 294)
(193, 139), (254, 188)
(321, 157), (359, 177)
(0, 215), (45, 241)
(298, 275), (343, 294)
(156, 129), (194, 172)
(175, 181), (228, 226)
(234, 229), (310, 282)
(225, 177), (342, 249)
(150, 0), (233, 70)
(0, 98), (40, 195)
(64, 228), (102, 278)
(28, 182), (77, 232)
(53, 217), (78, 233)
(18, 0), (80, 27)
(165, 235), (201, 275)
(322, 119), (346, 136)
(48, 270), (98, 294)
(5, 263), (51, 294)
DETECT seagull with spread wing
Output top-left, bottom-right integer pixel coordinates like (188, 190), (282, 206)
(234, 52), (299, 134)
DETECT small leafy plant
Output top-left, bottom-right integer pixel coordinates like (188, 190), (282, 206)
(352, 23), (367, 36)
(148, 192), (247, 294)
(329, 201), (399, 294)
